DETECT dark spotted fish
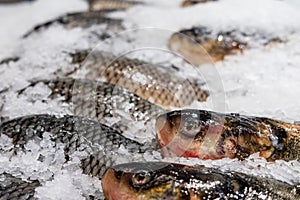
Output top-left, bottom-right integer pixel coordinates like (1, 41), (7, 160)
(181, 0), (218, 7)
(168, 26), (282, 66)
(69, 51), (209, 108)
(18, 78), (165, 134)
(87, 0), (141, 11)
(0, 173), (40, 200)
(156, 109), (300, 161)
(0, 114), (153, 177)
(23, 11), (123, 38)
(102, 162), (300, 200)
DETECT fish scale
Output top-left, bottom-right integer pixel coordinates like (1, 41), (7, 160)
(69, 51), (209, 108)
(0, 114), (153, 178)
(18, 78), (165, 134)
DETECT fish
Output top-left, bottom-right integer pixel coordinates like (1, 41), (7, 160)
(181, 0), (218, 7)
(168, 26), (282, 66)
(0, 173), (40, 200)
(23, 11), (123, 38)
(155, 109), (300, 161)
(68, 51), (209, 108)
(87, 0), (141, 11)
(102, 162), (300, 200)
(0, 0), (34, 3)
(0, 114), (154, 177)
(17, 78), (165, 134)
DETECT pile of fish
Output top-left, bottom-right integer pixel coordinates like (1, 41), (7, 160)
(0, 0), (299, 199)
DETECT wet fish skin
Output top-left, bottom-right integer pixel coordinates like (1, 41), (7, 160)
(156, 109), (300, 161)
(168, 26), (246, 65)
(18, 78), (165, 133)
(69, 51), (209, 108)
(102, 162), (300, 200)
(23, 11), (123, 38)
(168, 26), (281, 66)
(0, 173), (40, 200)
(0, 114), (152, 177)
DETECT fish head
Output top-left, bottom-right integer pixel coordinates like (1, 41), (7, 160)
(155, 109), (237, 159)
(102, 162), (177, 200)
(102, 162), (240, 200)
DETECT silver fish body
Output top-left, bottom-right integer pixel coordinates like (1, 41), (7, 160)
(69, 51), (209, 108)
(0, 114), (153, 177)
(18, 78), (165, 135)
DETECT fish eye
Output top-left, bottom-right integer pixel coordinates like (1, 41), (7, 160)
(181, 118), (201, 137)
(131, 170), (152, 187)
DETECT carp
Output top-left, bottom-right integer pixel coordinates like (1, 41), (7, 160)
(168, 26), (282, 66)
(102, 162), (299, 200)
(155, 109), (300, 161)
(68, 51), (209, 108)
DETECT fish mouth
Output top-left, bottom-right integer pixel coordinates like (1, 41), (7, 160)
(160, 131), (227, 160)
